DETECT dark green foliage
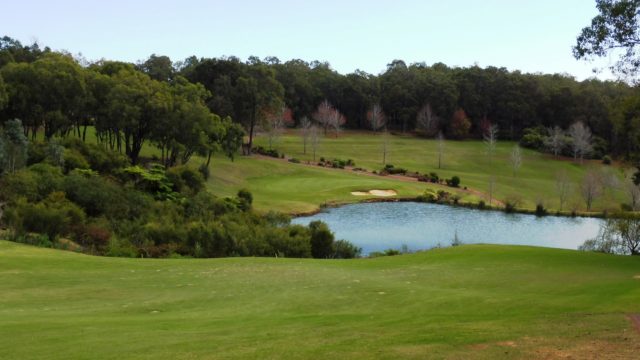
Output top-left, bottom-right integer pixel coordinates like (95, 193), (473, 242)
(446, 176), (460, 187)
(167, 165), (205, 195)
(520, 127), (545, 150)
(288, 158), (300, 163)
(478, 200), (486, 209)
(535, 202), (547, 216)
(252, 145), (280, 158)
(309, 220), (335, 258)
(63, 149), (90, 173)
(333, 239), (361, 259)
(237, 189), (253, 211)
(6, 192), (85, 240)
(0, 119), (28, 173)
(602, 155), (612, 165)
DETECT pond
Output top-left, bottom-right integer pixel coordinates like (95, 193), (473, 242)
(291, 202), (604, 255)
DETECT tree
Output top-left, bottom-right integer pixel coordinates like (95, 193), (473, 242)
(310, 125), (321, 162)
(483, 124), (499, 165)
(313, 100), (346, 138)
(581, 214), (640, 255)
(449, 109), (471, 139)
(545, 126), (565, 157)
(381, 130), (390, 165)
(309, 220), (335, 258)
(569, 121), (593, 163)
(555, 170), (572, 212)
(581, 168), (603, 211)
(263, 106), (292, 150)
(367, 103), (386, 131)
(488, 175), (496, 206)
(510, 144), (522, 176)
(138, 54), (174, 82)
(0, 119), (28, 174)
(0, 73), (7, 111)
(437, 131), (445, 169)
(416, 103), (438, 136)
(626, 172), (640, 210)
(221, 118), (245, 162)
(299, 116), (312, 154)
(573, 0), (640, 78)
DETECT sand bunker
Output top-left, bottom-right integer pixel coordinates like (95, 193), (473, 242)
(350, 189), (397, 197)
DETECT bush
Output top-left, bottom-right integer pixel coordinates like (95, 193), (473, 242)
(167, 166), (205, 195)
(288, 158), (300, 163)
(535, 202), (547, 216)
(602, 155), (612, 165)
(6, 192), (86, 240)
(63, 149), (90, 173)
(478, 200), (486, 209)
(333, 239), (361, 259)
(309, 220), (335, 258)
(198, 163), (210, 180)
(237, 189), (253, 211)
(446, 176), (460, 188)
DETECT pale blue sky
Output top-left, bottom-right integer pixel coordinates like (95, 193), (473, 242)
(1, 0), (615, 79)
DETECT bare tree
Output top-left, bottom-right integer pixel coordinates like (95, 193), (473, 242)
(310, 125), (321, 162)
(367, 104), (386, 131)
(437, 131), (445, 169)
(568, 121), (593, 163)
(416, 103), (438, 136)
(488, 175), (496, 206)
(313, 100), (345, 138)
(381, 130), (390, 165)
(625, 171), (640, 211)
(483, 124), (498, 165)
(545, 126), (565, 157)
(299, 116), (312, 154)
(581, 168), (603, 211)
(509, 144), (522, 177)
(263, 107), (288, 150)
(555, 170), (572, 212)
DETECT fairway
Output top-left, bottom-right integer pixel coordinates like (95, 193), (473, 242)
(2, 241), (639, 359)
(251, 131), (628, 213)
(206, 153), (480, 214)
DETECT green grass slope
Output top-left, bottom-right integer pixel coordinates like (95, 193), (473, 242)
(2, 241), (639, 359)
(253, 131), (628, 212)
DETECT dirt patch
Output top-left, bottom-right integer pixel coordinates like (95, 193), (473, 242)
(629, 314), (640, 334)
(633, 275), (640, 280)
(351, 189), (397, 197)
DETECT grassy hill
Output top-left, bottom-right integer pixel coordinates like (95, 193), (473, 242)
(248, 131), (627, 212)
(2, 240), (639, 359)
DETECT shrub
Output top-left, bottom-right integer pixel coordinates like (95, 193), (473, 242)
(288, 158), (300, 163)
(167, 166), (205, 195)
(504, 195), (522, 213)
(237, 189), (253, 211)
(602, 155), (612, 165)
(333, 239), (361, 259)
(198, 163), (210, 180)
(63, 149), (90, 173)
(6, 192), (86, 240)
(309, 220), (335, 258)
(446, 176), (460, 188)
(478, 200), (486, 209)
(535, 202), (547, 216)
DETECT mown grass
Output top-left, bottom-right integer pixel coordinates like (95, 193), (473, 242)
(1, 241), (639, 359)
(252, 130), (629, 212)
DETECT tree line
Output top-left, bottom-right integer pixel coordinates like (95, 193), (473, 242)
(3, 35), (640, 161)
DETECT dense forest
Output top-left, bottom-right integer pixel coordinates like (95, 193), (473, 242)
(2, 35), (640, 161)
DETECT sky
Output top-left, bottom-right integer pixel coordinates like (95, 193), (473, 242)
(0, 0), (618, 80)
